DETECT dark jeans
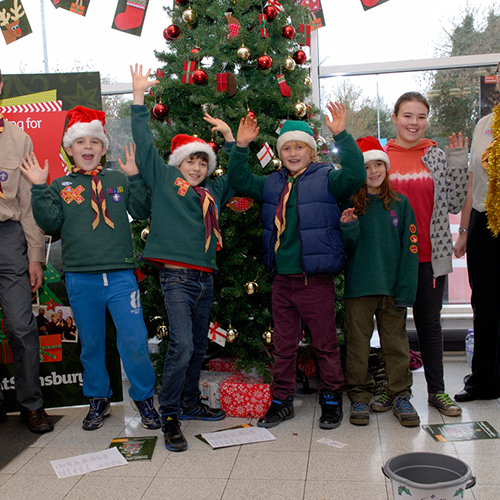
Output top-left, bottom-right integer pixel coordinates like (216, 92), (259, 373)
(271, 274), (344, 400)
(158, 268), (214, 415)
(464, 209), (500, 398)
(413, 262), (446, 395)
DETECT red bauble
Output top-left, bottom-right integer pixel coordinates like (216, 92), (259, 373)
(152, 103), (168, 120)
(263, 5), (278, 20)
(292, 50), (307, 65)
(174, 0), (188, 4)
(257, 54), (272, 70)
(282, 25), (295, 39)
(163, 24), (180, 40)
(247, 110), (256, 119)
(208, 141), (219, 153)
(193, 68), (208, 85)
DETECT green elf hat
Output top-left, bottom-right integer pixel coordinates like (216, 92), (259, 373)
(276, 120), (317, 159)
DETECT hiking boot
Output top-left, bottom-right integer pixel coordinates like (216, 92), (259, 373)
(370, 391), (393, 412)
(180, 398), (225, 421)
(392, 395), (420, 427)
(428, 393), (462, 417)
(257, 396), (294, 428)
(20, 407), (54, 433)
(319, 390), (343, 429)
(82, 398), (111, 431)
(132, 397), (162, 429)
(349, 402), (369, 426)
(162, 414), (188, 452)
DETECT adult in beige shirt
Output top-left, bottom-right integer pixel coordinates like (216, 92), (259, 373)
(0, 69), (53, 433)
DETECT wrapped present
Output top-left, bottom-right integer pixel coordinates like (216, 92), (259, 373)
(0, 337), (13, 364)
(208, 357), (237, 373)
(220, 373), (272, 418)
(39, 334), (63, 363)
(199, 370), (231, 409)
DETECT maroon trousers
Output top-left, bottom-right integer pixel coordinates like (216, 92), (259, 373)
(271, 274), (344, 400)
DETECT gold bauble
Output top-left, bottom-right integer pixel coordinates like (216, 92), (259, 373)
(237, 45), (251, 61)
(214, 167), (225, 177)
(156, 323), (169, 338)
(317, 136), (327, 146)
(284, 56), (296, 72)
(227, 325), (238, 342)
(262, 329), (273, 344)
(304, 76), (312, 87)
(141, 227), (149, 242)
(293, 102), (307, 118)
(244, 281), (258, 295)
(182, 7), (197, 24)
(272, 157), (282, 170)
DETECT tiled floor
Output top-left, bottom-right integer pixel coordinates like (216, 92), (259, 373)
(0, 354), (498, 499)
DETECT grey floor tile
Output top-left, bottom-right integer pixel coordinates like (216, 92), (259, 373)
(304, 480), (389, 500)
(63, 475), (153, 500)
(144, 477), (227, 499)
(222, 479), (305, 500)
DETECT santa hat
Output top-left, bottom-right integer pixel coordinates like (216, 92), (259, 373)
(168, 134), (217, 175)
(63, 106), (108, 149)
(356, 136), (390, 170)
(276, 120), (317, 158)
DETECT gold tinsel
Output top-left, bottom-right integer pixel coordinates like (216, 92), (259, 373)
(485, 103), (500, 237)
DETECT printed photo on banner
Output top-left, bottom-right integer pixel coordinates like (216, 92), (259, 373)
(33, 305), (78, 343)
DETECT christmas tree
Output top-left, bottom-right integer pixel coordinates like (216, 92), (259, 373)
(133, 0), (331, 381)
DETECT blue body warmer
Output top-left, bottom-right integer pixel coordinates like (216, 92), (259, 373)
(261, 162), (346, 275)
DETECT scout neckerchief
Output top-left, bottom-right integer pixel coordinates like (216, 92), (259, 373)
(0, 112), (5, 200)
(274, 166), (307, 252)
(484, 103), (500, 237)
(192, 185), (222, 252)
(71, 164), (114, 230)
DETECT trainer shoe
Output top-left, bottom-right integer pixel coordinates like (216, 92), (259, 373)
(319, 390), (343, 429)
(370, 391), (393, 412)
(180, 398), (225, 421)
(257, 396), (294, 428)
(82, 398), (111, 431)
(349, 402), (370, 425)
(162, 414), (188, 452)
(132, 397), (162, 429)
(392, 395), (420, 427)
(428, 393), (462, 417)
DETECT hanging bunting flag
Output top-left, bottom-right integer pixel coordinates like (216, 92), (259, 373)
(50, 0), (61, 7)
(112, 0), (149, 36)
(56, 0), (90, 16)
(299, 23), (311, 47)
(360, 0), (390, 10)
(277, 74), (291, 97)
(300, 0), (325, 30)
(0, 0), (32, 45)
(182, 60), (196, 84)
(258, 142), (274, 168)
(258, 13), (268, 37)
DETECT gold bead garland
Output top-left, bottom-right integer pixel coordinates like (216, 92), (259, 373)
(485, 103), (500, 237)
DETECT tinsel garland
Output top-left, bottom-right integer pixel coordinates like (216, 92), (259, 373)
(485, 103), (500, 237)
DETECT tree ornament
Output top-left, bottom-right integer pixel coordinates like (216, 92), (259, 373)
(282, 25), (295, 39)
(193, 68), (208, 85)
(174, 0), (188, 5)
(208, 140), (219, 153)
(164, 24), (181, 40)
(292, 50), (307, 65)
(228, 196), (254, 212)
(293, 102), (307, 118)
(152, 103), (168, 120)
(263, 5), (277, 20)
(156, 322), (169, 338)
(244, 281), (259, 295)
(247, 110), (256, 119)
(190, 46), (201, 59)
(272, 157), (282, 170)
(182, 7), (197, 25)
(262, 328), (273, 344)
(141, 226), (150, 241)
(227, 324), (238, 342)
(214, 167), (225, 177)
(237, 45), (251, 61)
(226, 8), (241, 37)
(257, 54), (272, 70)
(284, 55), (296, 72)
(303, 75), (312, 87)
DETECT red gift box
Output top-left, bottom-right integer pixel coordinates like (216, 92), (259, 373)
(208, 357), (237, 373)
(39, 334), (63, 363)
(220, 373), (272, 418)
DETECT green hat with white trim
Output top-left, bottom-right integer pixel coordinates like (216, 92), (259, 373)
(276, 120), (317, 159)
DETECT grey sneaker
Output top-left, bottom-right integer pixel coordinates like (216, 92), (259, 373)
(132, 397), (162, 429)
(392, 396), (420, 427)
(370, 392), (393, 412)
(82, 398), (111, 430)
(428, 393), (462, 417)
(349, 402), (369, 425)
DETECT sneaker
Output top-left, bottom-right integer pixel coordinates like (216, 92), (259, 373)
(428, 393), (462, 417)
(257, 396), (294, 428)
(319, 390), (343, 429)
(132, 397), (161, 429)
(180, 399), (225, 421)
(82, 398), (111, 431)
(162, 414), (188, 452)
(20, 407), (54, 433)
(349, 402), (370, 425)
(392, 395), (420, 427)
(370, 392), (393, 412)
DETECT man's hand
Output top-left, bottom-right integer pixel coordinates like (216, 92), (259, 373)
(29, 262), (44, 292)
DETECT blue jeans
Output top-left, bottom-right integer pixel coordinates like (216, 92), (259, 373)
(158, 268), (214, 415)
(65, 270), (155, 402)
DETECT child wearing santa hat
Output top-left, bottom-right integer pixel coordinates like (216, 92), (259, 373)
(19, 105), (161, 432)
(130, 64), (236, 452)
(340, 136), (419, 427)
(228, 102), (365, 431)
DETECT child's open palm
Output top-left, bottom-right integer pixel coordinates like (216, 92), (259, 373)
(130, 64), (159, 94)
(236, 113), (260, 148)
(117, 143), (138, 176)
(341, 207), (357, 223)
(18, 152), (49, 185)
(325, 101), (347, 136)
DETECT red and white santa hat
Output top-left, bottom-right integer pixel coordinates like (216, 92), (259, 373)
(63, 106), (109, 149)
(356, 136), (390, 170)
(168, 134), (217, 175)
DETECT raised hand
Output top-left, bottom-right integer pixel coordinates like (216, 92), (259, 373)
(18, 152), (49, 185)
(341, 207), (357, 223)
(117, 143), (138, 176)
(325, 101), (347, 136)
(447, 132), (469, 149)
(131, 63), (159, 105)
(203, 113), (235, 142)
(236, 113), (260, 148)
